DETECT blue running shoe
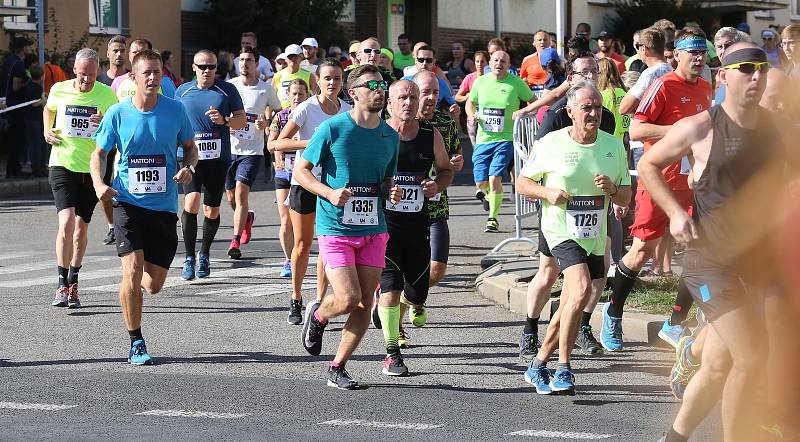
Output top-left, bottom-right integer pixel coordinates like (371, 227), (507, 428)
(196, 254), (211, 278)
(600, 302), (624, 352)
(181, 256), (195, 281)
(280, 260), (292, 278)
(658, 319), (688, 348)
(549, 368), (576, 395)
(128, 339), (153, 365)
(524, 364), (553, 395)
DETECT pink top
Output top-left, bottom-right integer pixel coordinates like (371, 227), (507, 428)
(458, 71), (480, 94)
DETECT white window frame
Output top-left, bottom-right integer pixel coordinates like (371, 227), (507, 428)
(792, 0), (800, 21)
(2, 0), (37, 31)
(89, 0), (123, 35)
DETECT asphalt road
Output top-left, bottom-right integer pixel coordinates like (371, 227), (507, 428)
(0, 163), (720, 441)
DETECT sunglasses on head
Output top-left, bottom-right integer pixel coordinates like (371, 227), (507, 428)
(352, 80), (389, 91)
(362, 48), (380, 54)
(634, 43), (646, 50)
(724, 61), (770, 75)
(195, 64), (217, 71)
(417, 57), (434, 63)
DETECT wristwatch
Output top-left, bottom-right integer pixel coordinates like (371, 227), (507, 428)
(184, 164), (195, 174)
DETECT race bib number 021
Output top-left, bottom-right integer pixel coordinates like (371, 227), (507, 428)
(342, 183), (379, 226)
(196, 133), (222, 160)
(566, 195), (605, 239)
(128, 154), (167, 194)
(233, 113), (258, 141)
(63, 105), (98, 138)
(386, 173), (425, 213)
(481, 108), (505, 133)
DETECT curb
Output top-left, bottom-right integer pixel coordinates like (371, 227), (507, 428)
(0, 178), (51, 199)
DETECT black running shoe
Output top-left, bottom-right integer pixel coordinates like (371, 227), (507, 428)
(327, 365), (359, 390)
(371, 290), (382, 329)
(302, 300), (326, 356)
(475, 189), (489, 211)
(103, 228), (115, 245)
(519, 332), (539, 361)
(382, 349), (409, 377)
(576, 325), (604, 356)
(287, 299), (303, 325)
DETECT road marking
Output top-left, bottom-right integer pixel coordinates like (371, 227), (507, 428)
(505, 430), (615, 439)
(319, 419), (443, 430)
(0, 401), (77, 411)
(0, 255), (112, 275)
(136, 409), (248, 419)
(195, 282), (296, 297)
(0, 266), (124, 289)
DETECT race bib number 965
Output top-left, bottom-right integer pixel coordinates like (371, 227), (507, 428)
(566, 196), (605, 239)
(63, 105), (98, 138)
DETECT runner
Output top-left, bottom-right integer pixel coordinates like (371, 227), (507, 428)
(466, 50), (535, 232)
(619, 27), (670, 115)
(455, 50), (488, 147)
(176, 49), (246, 279)
(90, 49), (197, 364)
(642, 43), (788, 442)
(400, 45), (458, 111)
(519, 30), (552, 90)
(272, 44), (319, 109)
(267, 79), (309, 279)
(518, 81), (631, 395)
(111, 39), (176, 100)
(43, 48), (117, 308)
(379, 79), (452, 376)
(226, 47), (281, 259)
(234, 32), (275, 81)
(393, 34), (415, 71)
(602, 28), (712, 352)
(300, 37), (322, 74)
(444, 41), (475, 93)
(296, 64), (401, 390)
(272, 58), (350, 325)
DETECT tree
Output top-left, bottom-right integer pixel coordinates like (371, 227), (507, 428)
(204, 0), (350, 53)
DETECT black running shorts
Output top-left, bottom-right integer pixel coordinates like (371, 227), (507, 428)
(550, 240), (605, 280)
(289, 184), (317, 215)
(49, 166), (99, 222)
(183, 160), (228, 207)
(429, 217), (450, 264)
(381, 228), (431, 305)
(113, 202), (178, 269)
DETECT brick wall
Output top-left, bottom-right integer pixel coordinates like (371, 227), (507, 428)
(355, 0), (378, 40)
(433, 27), (534, 65)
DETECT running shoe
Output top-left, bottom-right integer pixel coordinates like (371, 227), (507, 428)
(287, 299), (303, 325)
(327, 365), (359, 390)
(241, 210), (255, 244)
(398, 325), (409, 349)
(549, 368), (576, 395)
(409, 304), (428, 327)
(670, 336), (699, 400)
(484, 217), (499, 233)
(600, 302), (624, 352)
(371, 290), (382, 329)
(52, 286), (69, 307)
(103, 228), (115, 245)
(180, 256), (195, 281)
(227, 239), (242, 260)
(658, 319), (688, 349)
(196, 254), (211, 278)
(519, 332), (539, 361)
(576, 325), (604, 356)
(302, 300), (326, 356)
(128, 339), (153, 365)
(524, 364), (553, 395)
(382, 349), (409, 377)
(280, 260), (292, 278)
(67, 283), (81, 309)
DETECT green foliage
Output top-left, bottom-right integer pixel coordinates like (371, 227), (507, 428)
(204, 0), (350, 52)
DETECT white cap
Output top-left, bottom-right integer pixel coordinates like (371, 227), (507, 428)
(276, 53), (287, 61)
(301, 37), (319, 48)
(284, 44), (303, 56)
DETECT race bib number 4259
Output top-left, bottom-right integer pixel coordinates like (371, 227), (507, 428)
(342, 183), (379, 226)
(128, 154), (167, 194)
(63, 105), (98, 138)
(566, 195), (605, 239)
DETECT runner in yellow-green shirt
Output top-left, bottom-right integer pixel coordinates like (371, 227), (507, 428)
(272, 44), (318, 109)
(393, 33), (415, 70)
(43, 48), (118, 309)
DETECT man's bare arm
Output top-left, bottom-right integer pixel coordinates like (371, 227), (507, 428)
(619, 93), (640, 115)
(630, 119), (670, 142)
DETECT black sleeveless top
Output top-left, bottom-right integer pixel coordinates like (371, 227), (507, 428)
(384, 120), (435, 230)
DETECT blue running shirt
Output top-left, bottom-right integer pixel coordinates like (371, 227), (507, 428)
(175, 79), (244, 164)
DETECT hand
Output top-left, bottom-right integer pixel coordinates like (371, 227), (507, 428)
(255, 115), (268, 131)
(173, 167), (193, 184)
(89, 111), (103, 125)
(613, 203), (629, 220)
(422, 179), (439, 198)
(44, 128), (62, 146)
(594, 174), (617, 195)
(95, 183), (118, 201)
(326, 187), (352, 207)
(205, 106), (225, 125)
(389, 184), (402, 205)
(669, 210), (699, 243)
(450, 154), (464, 172)
(512, 109), (529, 120)
(448, 103), (461, 119)
(545, 188), (571, 205)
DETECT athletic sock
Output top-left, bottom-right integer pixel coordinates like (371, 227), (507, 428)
(523, 316), (538, 335)
(581, 311), (592, 327)
(487, 190), (503, 220)
(128, 327), (144, 346)
(107, 223), (114, 231)
(67, 265), (81, 285)
(57, 266), (69, 288)
(181, 211), (198, 257)
(330, 360), (343, 369)
(530, 357), (545, 368)
(664, 428), (688, 442)
(378, 304), (401, 350)
(313, 309), (328, 325)
(201, 215), (221, 255)
(557, 362), (571, 372)
(608, 261), (637, 317)
(669, 278), (693, 325)
(233, 234), (241, 243)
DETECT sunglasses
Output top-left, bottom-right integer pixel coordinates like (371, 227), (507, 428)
(723, 61), (771, 75)
(362, 48), (380, 54)
(634, 43), (646, 50)
(195, 64), (217, 71)
(575, 69), (600, 78)
(762, 36), (774, 41)
(417, 57), (434, 63)
(351, 80), (389, 91)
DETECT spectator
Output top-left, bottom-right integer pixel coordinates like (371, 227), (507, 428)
(161, 50), (182, 86)
(540, 48), (565, 91)
(1, 36), (32, 178)
(444, 41), (475, 92)
(596, 58), (628, 141)
(22, 64), (47, 177)
(43, 55), (69, 95)
(595, 31), (627, 74)
(575, 22), (599, 53)
(761, 28), (782, 68)
(781, 24), (799, 80)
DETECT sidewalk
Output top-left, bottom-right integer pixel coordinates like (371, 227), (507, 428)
(0, 159), (50, 199)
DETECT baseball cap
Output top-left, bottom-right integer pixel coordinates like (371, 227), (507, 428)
(284, 44), (303, 56)
(596, 31), (614, 40)
(276, 53), (288, 62)
(301, 37), (318, 48)
(539, 47), (560, 67)
(761, 29), (776, 39)
(737, 22), (751, 34)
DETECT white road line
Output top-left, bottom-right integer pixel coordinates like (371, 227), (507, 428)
(0, 251), (49, 261)
(0, 267), (123, 289)
(505, 430), (615, 439)
(0, 401), (77, 411)
(319, 419), (443, 430)
(136, 409), (249, 419)
(0, 255), (113, 275)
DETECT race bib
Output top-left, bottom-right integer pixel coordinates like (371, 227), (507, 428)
(196, 133), (222, 160)
(566, 196), (606, 239)
(63, 105), (98, 138)
(233, 113), (258, 141)
(481, 108), (505, 133)
(342, 183), (379, 226)
(386, 172), (425, 213)
(128, 154), (167, 194)
(283, 152), (296, 172)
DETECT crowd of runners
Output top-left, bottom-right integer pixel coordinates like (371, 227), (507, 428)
(22, 17), (800, 442)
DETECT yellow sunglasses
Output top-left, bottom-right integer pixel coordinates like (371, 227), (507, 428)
(722, 61), (771, 75)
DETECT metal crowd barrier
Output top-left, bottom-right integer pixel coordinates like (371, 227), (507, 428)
(491, 115), (540, 253)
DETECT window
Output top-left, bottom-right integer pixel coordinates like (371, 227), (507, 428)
(792, 0), (800, 21)
(754, 0), (774, 19)
(89, 0), (128, 35)
(2, 0), (40, 31)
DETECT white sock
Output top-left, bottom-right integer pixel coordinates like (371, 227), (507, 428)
(108, 223), (114, 230)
